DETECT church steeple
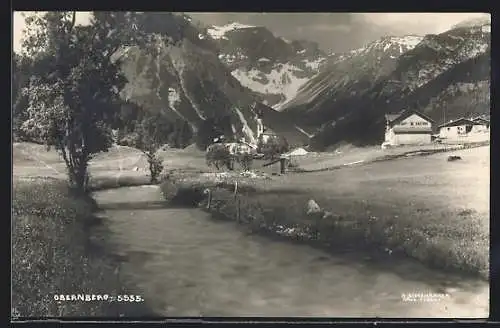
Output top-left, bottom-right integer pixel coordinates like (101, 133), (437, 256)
(255, 114), (264, 139)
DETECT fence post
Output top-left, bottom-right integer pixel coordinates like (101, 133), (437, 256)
(280, 157), (287, 174)
(233, 180), (238, 199)
(206, 189), (212, 209)
(236, 197), (241, 223)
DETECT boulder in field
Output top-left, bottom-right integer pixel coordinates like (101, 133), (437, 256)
(306, 199), (321, 215)
(447, 155), (462, 162)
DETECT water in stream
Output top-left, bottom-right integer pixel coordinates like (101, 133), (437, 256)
(92, 186), (488, 318)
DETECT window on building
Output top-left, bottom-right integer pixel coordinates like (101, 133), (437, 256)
(465, 125), (473, 133)
(447, 127), (450, 131)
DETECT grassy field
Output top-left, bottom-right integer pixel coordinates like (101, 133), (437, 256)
(13, 142), (490, 280)
(161, 146), (490, 279)
(12, 177), (154, 317)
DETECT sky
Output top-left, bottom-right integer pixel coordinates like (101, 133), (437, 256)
(13, 12), (490, 54)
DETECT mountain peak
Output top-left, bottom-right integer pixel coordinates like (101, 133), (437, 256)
(362, 35), (424, 55)
(207, 22), (257, 40)
(209, 23), (328, 109)
(451, 15), (491, 30)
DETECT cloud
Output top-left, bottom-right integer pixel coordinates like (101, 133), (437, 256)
(13, 12), (490, 54)
(189, 12), (490, 53)
(359, 12), (490, 34)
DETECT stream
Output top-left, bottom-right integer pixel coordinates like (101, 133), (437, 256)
(92, 186), (488, 318)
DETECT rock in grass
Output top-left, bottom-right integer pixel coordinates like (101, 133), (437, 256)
(306, 199), (321, 215)
(447, 155), (462, 162)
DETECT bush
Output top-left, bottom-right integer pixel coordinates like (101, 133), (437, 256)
(117, 132), (139, 147)
(144, 151), (164, 184)
(259, 136), (290, 160)
(12, 178), (152, 317)
(159, 178), (208, 207)
(205, 145), (233, 170)
(237, 153), (253, 171)
(163, 173), (488, 279)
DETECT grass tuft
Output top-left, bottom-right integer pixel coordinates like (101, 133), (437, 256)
(12, 177), (154, 317)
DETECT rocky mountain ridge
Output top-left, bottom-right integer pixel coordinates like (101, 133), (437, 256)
(113, 15), (279, 147)
(277, 19), (490, 149)
(199, 22), (328, 109)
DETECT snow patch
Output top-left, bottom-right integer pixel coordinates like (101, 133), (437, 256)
(303, 57), (326, 71)
(218, 52), (248, 65)
(207, 22), (255, 40)
(348, 35), (423, 58)
(408, 36), (489, 89)
(169, 52), (206, 120)
(167, 87), (186, 120)
(234, 107), (256, 145)
(154, 41), (184, 120)
(294, 125), (314, 138)
(231, 64), (311, 109)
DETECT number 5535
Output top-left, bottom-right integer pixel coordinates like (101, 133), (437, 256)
(117, 295), (144, 302)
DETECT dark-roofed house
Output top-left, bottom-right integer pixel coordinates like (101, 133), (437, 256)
(438, 117), (489, 140)
(384, 110), (434, 146)
(472, 117), (490, 131)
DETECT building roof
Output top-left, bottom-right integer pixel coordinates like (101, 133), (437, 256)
(385, 112), (404, 123)
(472, 117), (490, 124)
(262, 126), (278, 135)
(437, 118), (478, 129)
(385, 109), (434, 127)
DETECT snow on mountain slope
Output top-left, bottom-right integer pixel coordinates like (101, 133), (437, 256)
(394, 23), (490, 91)
(207, 22), (328, 109)
(280, 35), (424, 112)
(230, 60), (325, 108)
(207, 22), (256, 40)
(285, 21), (491, 150)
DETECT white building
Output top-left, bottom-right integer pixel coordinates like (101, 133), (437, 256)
(438, 117), (489, 142)
(384, 110), (434, 146)
(471, 117), (490, 133)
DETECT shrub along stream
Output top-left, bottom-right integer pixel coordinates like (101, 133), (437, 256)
(159, 173), (488, 281)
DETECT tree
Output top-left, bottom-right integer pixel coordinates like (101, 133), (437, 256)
(132, 113), (170, 183)
(176, 120), (193, 148)
(19, 12), (131, 192)
(12, 54), (32, 141)
(195, 118), (223, 150)
(260, 136), (290, 160)
(19, 12), (181, 192)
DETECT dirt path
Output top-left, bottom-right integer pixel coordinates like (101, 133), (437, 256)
(92, 186), (488, 317)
